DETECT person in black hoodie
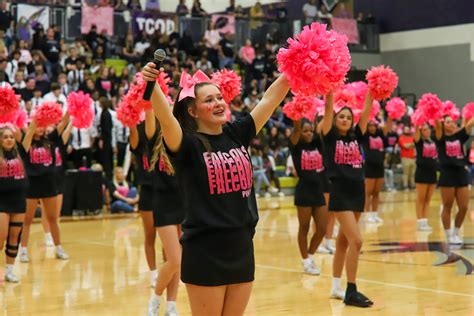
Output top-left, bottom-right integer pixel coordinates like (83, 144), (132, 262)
(97, 97), (115, 179)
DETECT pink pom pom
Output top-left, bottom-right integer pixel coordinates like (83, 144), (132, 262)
(366, 65), (399, 100)
(416, 93), (443, 125)
(33, 102), (63, 128)
(116, 97), (145, 128)
(0, 85), (20, 115)
(13, 109), (28, 129)
(283, 94), (317, 121)
(386, 97), (407, 120)
(211, 69), (242, 104)
(132, 72), (173, 111)
(369, 100), (380, 121)
(334, 85), (357, 109)
(462, 102), (474, 121)
(411, 107), (428, 127)
(67, 91), (95, 129)
(277, 22), (351, 96)
(303, 98), (325, 121)
(442, 100), (460, 121)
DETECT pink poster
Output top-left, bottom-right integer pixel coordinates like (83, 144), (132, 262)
(81, 6), (114, 36)
(211, 14), (235, 35)
(331, 18), (359, 44)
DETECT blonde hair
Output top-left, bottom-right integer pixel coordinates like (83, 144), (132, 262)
(0, 126), (22, 167)
(112, 167), (128, 189)
(149, 127), (175, 175)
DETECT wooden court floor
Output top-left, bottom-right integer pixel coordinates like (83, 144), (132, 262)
(1, 190), (473, 315)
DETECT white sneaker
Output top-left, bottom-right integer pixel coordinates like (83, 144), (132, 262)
(417, 222), (432, 232)
(264, 192), (272, 198)
(278, 192), (285, 197)
(374, 215), (384, 223)
(268, 186), (279, 194)
(303, 261), (320, 275)
(45, 234), (54, 247)
(19, 250), (29, 263)
(366, 215), (377, 223)
(317, 245), (330, 254)
(5, 272), (20, 283)
(56, 249), (70, 260)
(330, 288), (345, 300)
(449, 234), (463, 245)
(324, 241), (336, 254)
(165, 307), (178, 316)
(148, 296), (160, 316)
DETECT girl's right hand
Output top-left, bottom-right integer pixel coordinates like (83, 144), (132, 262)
(142, 62), (160, 82)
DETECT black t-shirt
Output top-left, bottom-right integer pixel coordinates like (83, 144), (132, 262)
(252, 55), (266, 80)
(19, 88), (34, 102)
(131, 126), (153, 186)
(0, 10), (13, 31)
(435, 128), (469, 168)
(168, 114), (257, 241)
(386, 132), (398, 149)
(0, 148), (28, 191)
(20, 130), (59, 177)
(361, 129), (385, 165)
(41, 39), (60, 63)
(220, 38), (234, 58)
(290, 136), (325, 183)
(54, 133), (68, 175)
(415, 138), (438, 169)
(322, 126), (365, 181)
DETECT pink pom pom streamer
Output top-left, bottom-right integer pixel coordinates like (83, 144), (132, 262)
(366, 65), (399, 100)
(211, 69), (242, 104)
(462, 102), (474, 121)
(416, 93), (443, 125)
(33, 102), (63, 128)
(67, 91), (95, 129)
(442, 100), (460, 121)
(0, 108), (27, 129)
(283, 95), (317, 121)
(411, 107), (429, 127)
(0, 85), (20, 115)
(386, 97), (406, 120)
(303, 98), (325, 121)
(116, 97), (145, 128)
(131, 72), (173, 111)
(277, 22), (351, 96)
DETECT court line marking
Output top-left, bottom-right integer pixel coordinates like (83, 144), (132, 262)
(255, 264), (474, 298)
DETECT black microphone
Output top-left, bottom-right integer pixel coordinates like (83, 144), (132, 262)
(143, 49), (166, 101)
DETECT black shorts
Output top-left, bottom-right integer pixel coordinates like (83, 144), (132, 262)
(0, 189), (26, 214)
(139, 185), (153, 211)
(153, 190), (185, 227)
(181, 227), (255, 286)
(329, 178), (365, 212)
(415, 166), (437, 184)
(26, 174), (58, 199)
(438, 166), (469, 187)
(294, 178), (325, 207)
(364, 162), (384, 179)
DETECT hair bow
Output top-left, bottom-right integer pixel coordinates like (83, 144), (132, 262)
(178, 70), (211, 102)
(0, 122), (16, 131)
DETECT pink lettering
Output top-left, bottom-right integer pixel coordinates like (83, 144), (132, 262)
(0, 158), (25, 180)
(446, 140), (464, 159)
(55, 147), (62, 167)
(422, 143), (437, 159)
(369, 136), (384, 151)
(143, 154), (150, 171)
(301, 149), (324, 172)
(30, 147), (53, 166)
(334, 140), (363, 168)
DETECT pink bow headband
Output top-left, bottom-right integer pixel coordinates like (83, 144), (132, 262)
(178, 70), (212, 102)
(0, 123), (16, 131)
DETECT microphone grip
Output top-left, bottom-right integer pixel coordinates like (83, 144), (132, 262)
(143, 58), (164, 101)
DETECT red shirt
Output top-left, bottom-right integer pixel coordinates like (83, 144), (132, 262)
(398, 135), (416, 159)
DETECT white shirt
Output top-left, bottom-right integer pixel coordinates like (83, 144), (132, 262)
(43, 92), (68, 111)
(67, 69), (85, 89)
(12, 81), (26, 90)
(303, 3), (318, 23)
(114, 117), (130, 144)
(30, 97), (43, 108)
(134, 41), (150, 55)
(204, 30), (221, 48)
(71, 126), (97, 150)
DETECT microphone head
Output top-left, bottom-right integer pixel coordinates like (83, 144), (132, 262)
(154, 49), (166, 62)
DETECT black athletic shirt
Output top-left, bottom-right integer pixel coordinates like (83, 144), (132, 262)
(131, 124), (153, 186)
(0, 147), (28, 190)
(290, 135), (324, 183)
(361, 128), (385, 165)
(148, 132), (180, 192)
(167, 113), (258, 241)
(20, 130), (59, 177)
(415, 138), (438, 169)
(435, 128), (468, 168)
(322, 125), (365, 181)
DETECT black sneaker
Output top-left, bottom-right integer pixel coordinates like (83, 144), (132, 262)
(344, 291), (373, 308)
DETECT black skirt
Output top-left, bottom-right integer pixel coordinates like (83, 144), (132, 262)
(329, 178), (365, 212)
(153, 189), (185, 227)
(364, 162), (384, 179)
(56, 170), (65, 194)
(415, 166), (437, 184)
(181, 227), (255, 286)
(321, 170), (331, 193)
(294, 178), (325, 207)
(26, 174), (58, 199)
(139, 185), (153, 211)
(0, 189), (26, 214)
(438, 166), (469, 187)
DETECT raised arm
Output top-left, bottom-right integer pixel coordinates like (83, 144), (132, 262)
(22, 120), (37, 152)
(143, 63), (182, 153)
(250, 75), (290, 134)
(57, 112), (70, 135)
(129, 125), (139, 150)
(464, 117), (474, 133)
(434, 119), (443, 140)
(321, 93), (334, 136)
(382, 117), (393, 136)
(413, 125), (421, 143)
(144, 109), (156, 140)
(358, 91), (374, 135)
(62, 122), (73, 145)
(289, 120), (301, 145)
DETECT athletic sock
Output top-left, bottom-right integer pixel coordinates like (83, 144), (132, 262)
(303, 257), (312, 266)
(151, 269), (158, 278)
(20, 246), (27, 254)
(151, 294), (161, 304)
(6, 264), (14, 274)
(332, 277), (342, 290)
(444, 229), (451, 240)
(56, 245), (64, 253)
(166, 301), (177, 312)
(453, 227), (460, 236)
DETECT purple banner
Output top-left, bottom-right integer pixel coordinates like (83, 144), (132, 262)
(132, 12), (175, 36)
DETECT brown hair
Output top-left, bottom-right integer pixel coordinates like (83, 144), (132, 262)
(149, 121), (175, 175)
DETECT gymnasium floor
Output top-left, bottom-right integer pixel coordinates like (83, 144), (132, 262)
(1, 190), (473, 315)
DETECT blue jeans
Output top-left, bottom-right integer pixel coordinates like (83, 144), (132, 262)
(111, 187), (137, 213)
(219, 57), (234, 69)
(254, 169), (270, 194)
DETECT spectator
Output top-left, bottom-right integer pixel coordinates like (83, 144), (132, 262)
(5, 50), (21, 83)
(121, 33), (141, 64)
(97, 97), (116, 179)
(0, 58), (8, 83)
(398, 125), (416, 190)
(244, 90), (260, 110)
(134, 33), (150, 56)
(18, 39), (32, 65)
(43, 82), (67, 108)
(69, 125), (97, 169)
(109, 167), (139, 213)
(302, 0), (318, 25)
(317, 5), (333, 24)
(235, 5), (247, 19)
(203, 21), (221, 68)
(114, 117), (129, 167)
(250, 1), (265, 29)
(0, 35), (7, 59)
(195, 54), (212, 73)
(127, 0), (142, 10)
(251, 148), (279, 197)
(176, 0), (189, 16)
(335, 2), (352, 19)
(41, 27), (61, 79)
(19, 77), (36, 102)
(30, 87), (43, 108)
(114, 0), (127, 10)
(85, 25), (99, 51)
(33, 63), (51, 95)
(263, 147), (284, 196)
(218, 33), (234, 69)
(57, 72), (72, 96)
(239, 40), (256, 65)
(191, 0), (207, 17)
(286, 154), (297, 177)
(12, 71), (26, 91)
(95, 67), (113, 97)
(0, 2), (13, 32)
(226, 0), (236, 14)
(67, 59), (86, 91)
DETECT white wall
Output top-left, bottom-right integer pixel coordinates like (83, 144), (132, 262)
(158, 0), (283, 13)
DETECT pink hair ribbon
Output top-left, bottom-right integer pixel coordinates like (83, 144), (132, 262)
(178, 70), (211, 101)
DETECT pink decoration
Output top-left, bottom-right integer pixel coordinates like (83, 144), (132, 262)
(0, 108), (27, 129)
(411, 107), (428, 127)
(303, 98), (325, 121)
(283, 94), (317, 121)
(462, 102), (474, 121)
(178, 70), (212, 101)
(416, 93), (443, 125)
(32, 102), (63, 128)
(366, 65), (399, 100)
(386, 97), (407, 120)
(211, 69), (242, 104)
(277, 22), (351, 96)
(369, 100), (381, 121)
(67, 91), (95, 129)
(442, 100), (460, 121)
(116, 98), (145, 128)
(0, 122), (16, 131)
(0, 85), (20, 115)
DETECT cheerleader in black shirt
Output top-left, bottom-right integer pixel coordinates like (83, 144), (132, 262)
(362, 118), (392, 224)
(434, 116), (474, 245)
(143, 64), (289, 316)
(289, 118), (327, 275)
(0, 124), (28, 282)
(321, 92), (374, 307)
(19, 116), (70, 263)
(414, 123), (438, 231)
